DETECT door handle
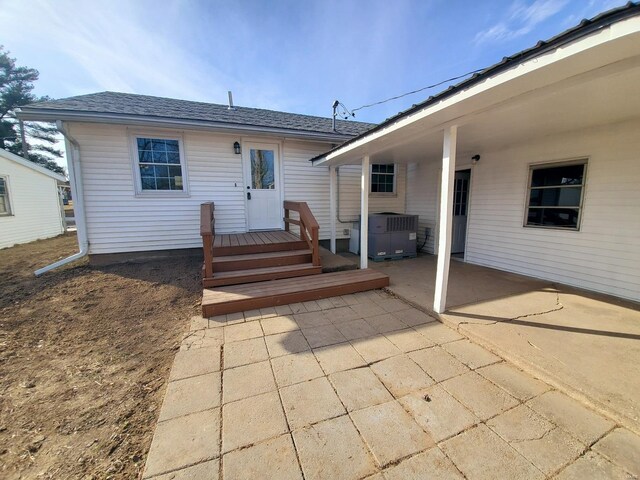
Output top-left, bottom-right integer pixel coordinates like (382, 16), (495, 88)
(247, 192), (251, 200)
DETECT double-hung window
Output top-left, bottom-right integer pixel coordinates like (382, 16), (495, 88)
(371, 164), (395, 194)
(0, 177), (11, 215)
(525, 160), (587, 230)
(134, 136), (187, 193)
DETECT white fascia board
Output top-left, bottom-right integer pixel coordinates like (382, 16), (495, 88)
(15, 109), (355, 144)
(0, 148), (66, 181)
(313, 15), (640, 166)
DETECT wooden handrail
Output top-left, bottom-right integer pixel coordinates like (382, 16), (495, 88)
(283, 200), (320, 266)
(200, 202), (215, 279)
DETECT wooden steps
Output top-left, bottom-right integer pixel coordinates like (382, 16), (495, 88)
(202, 269), (389, 317)
(203, 263), (323, 288)
(212, 249), (313, 272)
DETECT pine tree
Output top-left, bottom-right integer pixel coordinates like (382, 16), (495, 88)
(0, 46), (65, 176)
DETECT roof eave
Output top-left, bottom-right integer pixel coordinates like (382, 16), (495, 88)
(15, 108), (359, 143)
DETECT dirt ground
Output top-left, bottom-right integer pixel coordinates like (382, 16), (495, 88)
(0, 233), (202, 479)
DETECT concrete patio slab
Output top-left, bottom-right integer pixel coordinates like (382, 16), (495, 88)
(146, 290), (640, 479)
(373, 255), (640, 434)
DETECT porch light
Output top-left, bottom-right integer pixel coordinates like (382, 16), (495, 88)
(233, 141), (241, 154)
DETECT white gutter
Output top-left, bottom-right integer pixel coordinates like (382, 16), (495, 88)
(35, 121), (89, 276)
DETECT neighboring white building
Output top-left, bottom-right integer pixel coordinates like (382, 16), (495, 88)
(0, 148), (66, 249)
(16, 4), (640, 306)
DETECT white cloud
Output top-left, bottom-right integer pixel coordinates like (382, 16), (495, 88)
(474, 0), (569, 44)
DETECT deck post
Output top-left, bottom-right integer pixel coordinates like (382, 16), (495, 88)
(360, 155), (370, 269)
(434, 125), (457, 314)
(329, 165), (337, 253)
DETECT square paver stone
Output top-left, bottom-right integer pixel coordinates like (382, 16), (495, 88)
(477, 363), (550, 401)
(326, 306), (361, 322)
(335, 319), (377, 340)
(392, 308), (435, 326)
(329, 367), (394, 412)
(399, 385), (478, 442)
(223, 360), (276, 404)
(264, 331), (310, 358)
(414, 322), (463, 344)
(152, 459), (219, 480)
(441, 371), (518, 421)
(527, 391), (615, 445)
(441, 424), (543, 480)
(555, 451), (632, 480)
(383, 447), (464, 480)
(169, 347), (220, 381)
(294, 311), (330, 328)
(302, 324), (347, 348)
(261, 315), (299, 335)
(223, 434), (302, 480)
(487, 404), (584, 475)
(271, 351), (324, 387)
(593, 428), (640, 477)
(223, 337), (268, 369)
(351, 335), (401, 363)
(409, 346), (469, 382)
(442, 339), (501, 369)
(370, 354), (434, 397)
(222, 391), (288, 453)
(350, 302), (386, 318)
(350, 400), (433, 467)
(275, 304), (294, 315)
(293, 415), (377, 480)
(280, 376), (346, 429)
(385, 328), (434, 352)
(366, 313), (407, 333)
(313, 342), (366, 374)
(224, 321), (263, 343)
(143, 409), (220, 478)
(159, 372), (221, 422)
(377, 297), (411, 313)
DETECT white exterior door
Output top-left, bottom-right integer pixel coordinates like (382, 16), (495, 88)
(244, 143), (282, 230)
(451, 169), (470, 254)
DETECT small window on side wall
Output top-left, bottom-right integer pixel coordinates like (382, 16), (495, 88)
(0, 177), (11, 215)
(371, 163), (395, 194)
(134, 136), (186, 193)
(525, 160), (587, 230)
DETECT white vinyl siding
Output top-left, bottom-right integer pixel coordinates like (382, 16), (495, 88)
(405, 160), (441, 253)
(465, 120), (640, 302)
(0, 156), (64, 249)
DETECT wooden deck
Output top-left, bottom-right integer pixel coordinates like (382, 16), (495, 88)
(202, 269), (389, 317)
(199, 201), (389, 316)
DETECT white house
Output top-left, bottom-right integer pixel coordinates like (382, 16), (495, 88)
(0, 148), (66, 249)
(15, 3), (640, 308)
(312, 4), (640, 309)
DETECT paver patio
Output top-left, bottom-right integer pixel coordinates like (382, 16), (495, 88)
(143, 290), (640, 479)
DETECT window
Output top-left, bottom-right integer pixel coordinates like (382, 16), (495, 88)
(525, 161), (587, 230)
(0, 177), (11, 215)
(371, 164), (395, 194)
(134, 136), (186, 192)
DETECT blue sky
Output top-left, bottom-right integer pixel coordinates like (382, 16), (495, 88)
(0, 0), (626, 127)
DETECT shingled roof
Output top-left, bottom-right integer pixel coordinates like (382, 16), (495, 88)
(18, 91), (375, 139)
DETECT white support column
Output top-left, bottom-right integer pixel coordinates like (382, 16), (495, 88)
(433, 126), (457, 314)
(360, 155), (370, 269)
(329, 165), (337, 253)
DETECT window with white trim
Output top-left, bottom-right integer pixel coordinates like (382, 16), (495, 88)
(134, 136), (185, 192)
(0, 177), (11, 215)
(371, 163), (395, 194)
(525, 161), (587, 230)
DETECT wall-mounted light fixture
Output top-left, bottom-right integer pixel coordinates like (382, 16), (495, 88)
(233, 141), (241, 155)
(471, 154), (481, 163)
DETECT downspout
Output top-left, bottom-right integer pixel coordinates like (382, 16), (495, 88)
(35, 121), (89, 276)
(336, 167), (358, 224)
